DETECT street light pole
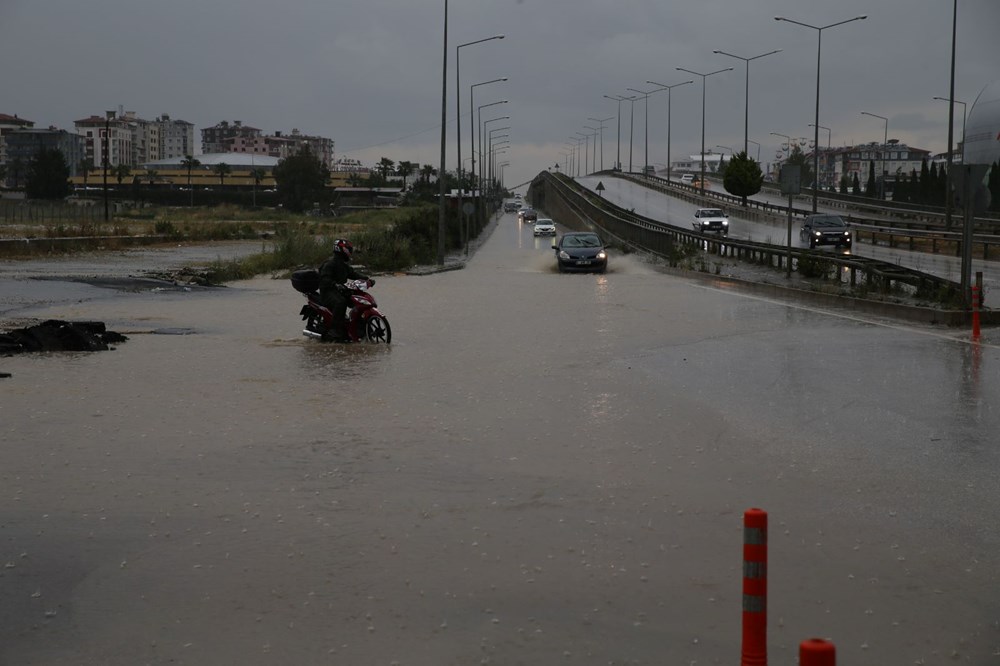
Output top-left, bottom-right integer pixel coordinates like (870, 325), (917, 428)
(676, 66), (732, 194)
(437, 0), (449, 265)
(861, 111), (888, 199)
(713, 49), (781, 156)
(647, 80), (693, 183)
(776, 13), (867, 212)
(103, 110), (115, 221)
(747, 139), (761, 162)
(624, 96), (638, 172)
(469, 78), (507, 253)
(627, 87), (660, 172)
(603, 95), (627, 170)
(583, 126), (598, 173)
(478, 103), (507, 231)
(456, 35), (504, 256)
(587, 116), (613, 171)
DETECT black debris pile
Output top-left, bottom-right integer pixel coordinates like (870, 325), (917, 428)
(0, 320), (128, 355)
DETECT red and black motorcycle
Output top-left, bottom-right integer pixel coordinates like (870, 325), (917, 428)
(291, 269), (392, 344)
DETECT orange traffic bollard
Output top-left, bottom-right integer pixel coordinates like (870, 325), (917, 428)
(800, 638), (835, 666)
(972, 285), (981, 339)
(741, 508), (767, 666)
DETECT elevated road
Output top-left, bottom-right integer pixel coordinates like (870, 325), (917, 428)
(576, 174), (998, 294)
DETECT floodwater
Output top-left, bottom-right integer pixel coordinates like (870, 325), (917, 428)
(1, 221), (998, 664)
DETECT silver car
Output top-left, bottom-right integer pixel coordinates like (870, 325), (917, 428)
(533, 218), (556, 236)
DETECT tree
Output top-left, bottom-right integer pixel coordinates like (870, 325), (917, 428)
(852, 172), (861, 195)
(839, 175), (849, 194)
(397, 160), (416, 190)
(214, 162), (231, 187)
(79, 158), (95, 188)
(181, 155), (201, 205)
(272, 145), (331, 212)
(866, 160), (877, 198)
(0, 164), (7, 188)
(420, 164), (436, 184)
(720, 151), (764, 207)
(928, 162), (940, 205)
(25, 149), (71, 200)
(784, 145), (813, 191)
(376, 157), (395, 182)
(145, 169), (159, 186)
(113, 164), (131, 188)
(250, 168), (266, 188)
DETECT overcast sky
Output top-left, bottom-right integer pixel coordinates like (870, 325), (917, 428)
(2, 0), (997, 187)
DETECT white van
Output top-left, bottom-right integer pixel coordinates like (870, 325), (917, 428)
(679, 174), (694, 184)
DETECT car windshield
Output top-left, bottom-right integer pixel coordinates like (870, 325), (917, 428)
(564, 234), (601, 248)
(811, 216), (847, 228)
(537, 220), (553, 225)
(702, 209), (723, 217)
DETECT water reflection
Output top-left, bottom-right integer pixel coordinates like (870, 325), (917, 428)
(297, 340), (391, 380)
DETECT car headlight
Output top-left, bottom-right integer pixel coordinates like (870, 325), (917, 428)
(596, 251), (607, 260)
(559, 250), (570, 259)
(844, 231), (850, 236)
(814, 231), (822, 236)
(722, 220), (729, 226)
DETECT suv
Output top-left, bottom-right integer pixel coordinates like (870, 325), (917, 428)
(692, 207), (729, 235)
(800, 214), (852, 248)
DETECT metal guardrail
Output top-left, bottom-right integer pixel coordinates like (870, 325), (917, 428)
(533, 171), (961, 301)
(621, 172), (1000, 261)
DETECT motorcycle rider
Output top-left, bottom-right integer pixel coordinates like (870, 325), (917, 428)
(318, 239), (371, 342)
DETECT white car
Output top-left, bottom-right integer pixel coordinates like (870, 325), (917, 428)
(692, 207), (729, 235)
(533, 218), (556, 236)
(679, 174), (695, 184)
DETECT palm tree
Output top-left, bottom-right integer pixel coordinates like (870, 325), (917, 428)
(181, 155), (200, 206)
(79, 158), (95, 188)
(213, 162), (231, 188)
(114, 164), (131, 187)
(397, 160), (416, 190)
(145, 169), (158, 186)
(420, 164), (436, 184)
(377, 157), (395, 181)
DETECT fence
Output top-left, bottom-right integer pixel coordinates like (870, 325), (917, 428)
(531, 171), (962, 304)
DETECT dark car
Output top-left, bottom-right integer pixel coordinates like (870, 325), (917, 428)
(553, 232), (607, 273)
(800, 214), (852, 248)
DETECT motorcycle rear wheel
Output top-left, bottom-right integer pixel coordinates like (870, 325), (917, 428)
(364, 315), (392, 344)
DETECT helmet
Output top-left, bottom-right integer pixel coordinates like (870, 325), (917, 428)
(332, 239), (354, 261)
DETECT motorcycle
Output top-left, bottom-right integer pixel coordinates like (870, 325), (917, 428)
(291, 268), (392, 344)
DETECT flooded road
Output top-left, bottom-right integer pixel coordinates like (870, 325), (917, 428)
(2, 223), (998, 664)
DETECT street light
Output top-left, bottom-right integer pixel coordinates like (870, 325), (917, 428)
(478, 104), (507, 228)
(747, 139), (761, 162)
(587, 116), (614, 171)
(861, 111), (888, 199)
(775, 13), (867, 212)
(808, 123), (831, 149)
(584, 126), (599, 173)
(713, 49), (781, 156)
(627, 87), (660, 172)
(622, 95), (638, 172)
(103, 110), (115, 221)
(603, 94), (628, 170)
(933, 96), (968, 162)
(482, 116), (508, 198)
(456, 35), (504, 248)
(676, 66), (733, 193)
(437, 0), (448, 265)
(469, 78), (507, 252)
(647, 79), (693, 182)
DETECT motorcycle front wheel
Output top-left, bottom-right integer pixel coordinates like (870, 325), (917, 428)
(364, 315), (392, 344)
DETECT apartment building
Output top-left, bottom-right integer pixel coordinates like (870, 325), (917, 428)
(3, 128), (87, 186)
(203, 120), (334, 168)
(74, 115), (134, 168)
(0, 113), (35, 166)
